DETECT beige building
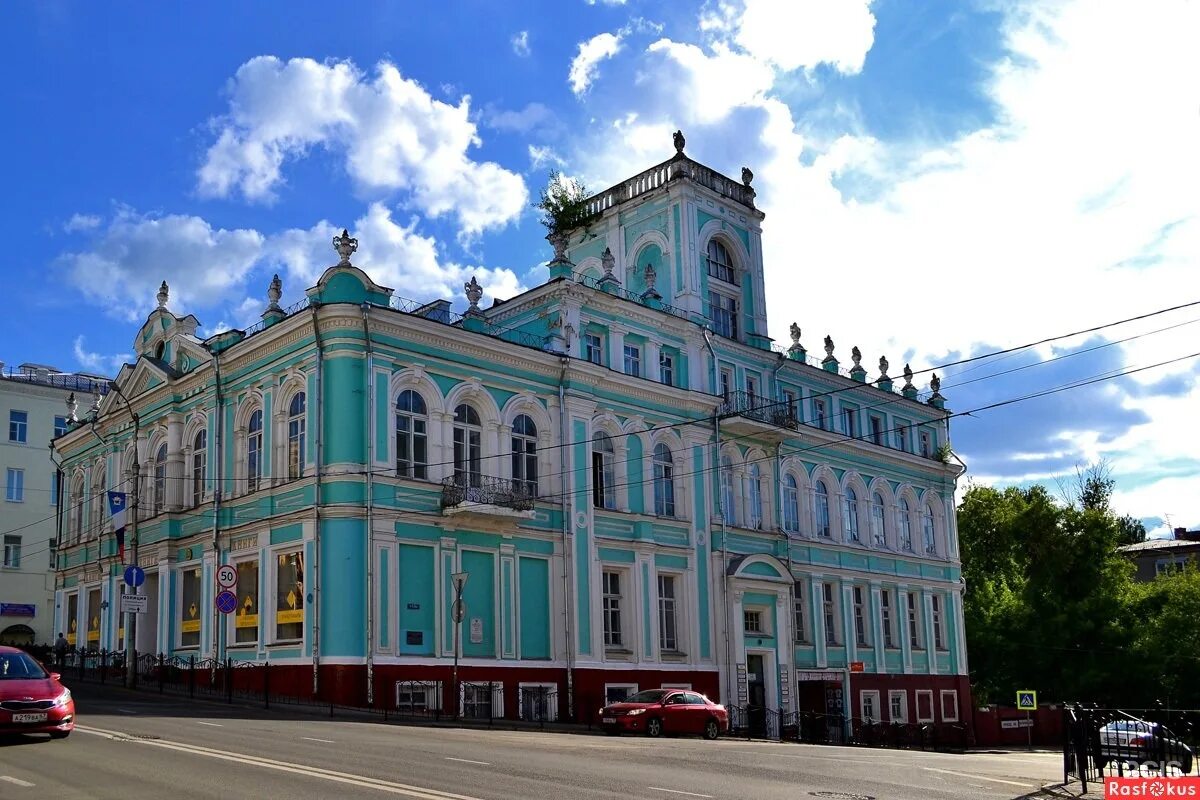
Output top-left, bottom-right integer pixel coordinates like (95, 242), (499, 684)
(1, 361), (109, 644)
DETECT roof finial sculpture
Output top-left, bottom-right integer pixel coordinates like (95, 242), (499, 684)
(156, 280), (169, 310)
(851, 346), (862, 368)
(878, 355), (890, 380)
(903, 363), (914, 389)
(66, 392), (78, 424)
(741, 167), (754, 186)
(333, 228), (358, 266)
(930, 373), (941, 394)
(90, 389), (101, 416)
(824, 335), (834, 358)
(464, 276), (483, 312)
(266, 274), (282, 311)
(673, 129), (686, 156)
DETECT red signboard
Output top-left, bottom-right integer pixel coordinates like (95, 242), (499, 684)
(849, 661), (865, 673)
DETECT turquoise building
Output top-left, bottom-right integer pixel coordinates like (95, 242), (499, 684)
(53, 139), (969, 733)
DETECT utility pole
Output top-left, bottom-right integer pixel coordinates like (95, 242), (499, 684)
(451, 571), (468, 720)
(125, 446), (139, 689)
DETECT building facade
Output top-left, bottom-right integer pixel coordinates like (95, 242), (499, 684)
(1119, 528), (1200, 581)
(52, 141), (969, 733)
(2, 362), (109, 644)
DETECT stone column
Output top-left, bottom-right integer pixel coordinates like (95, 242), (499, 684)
(898, 583), (913, 674)
(166, 414), (184, 511)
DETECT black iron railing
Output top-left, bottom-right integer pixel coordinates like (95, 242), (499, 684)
(441, 474), (537, 512)
(719, 390), (799, 429)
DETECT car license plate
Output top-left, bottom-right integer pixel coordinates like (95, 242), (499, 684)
(602, 717), (615, 724)
(12, 713), (48, 723)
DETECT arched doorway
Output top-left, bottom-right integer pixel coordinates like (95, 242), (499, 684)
(1, 624), (35, 645)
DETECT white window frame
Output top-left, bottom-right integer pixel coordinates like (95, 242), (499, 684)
(843, 406), (858, 438)
(822, 582), (839, 645)
(2, 534), (21, 568)
(939, 690), (959, 722)
(394, 389), (430, 481)
(869, 415), (884, 446)
(843, 487), (860, 542)
(860, 689), (881, 723)
(659, 351), (674, 386)
(852, 585), (869, 647)
(517, 681), (558, 722)
(880, 588), (897, 649)
(708, 289), (738, 340)
(584, 332), (604, 365)
(604, 683), (638, 704)
(652, 444), (676, 518)
(813, 398), (827, 430)
(915, 689), (935, 723)
(176, 562), (204, 649)
(623, 344), (641, 377)
(657, 573), (679, 652)
(5, 468), (24, 503)
(793, 582), (807, 644)
(907, 591), (923, 650)
(395, 681), (441, 712)
(460, 681), (504, 719)
(719, 369), (734, 402)
(919, 430), (932, 458)
(228, 556), (261, 647)
(270, 546), (306, 645)
(191, 429), (208, 507)
(783, 474), (800, 533)
(287, 391), (307, 480)
(743, 608), (765, 635)
(889, 690), (908, 723)
(8, 410), (28, 444)
(601, 569), (628, 650)
(932, 594), (946, 650)
(870, 494), (887, 547)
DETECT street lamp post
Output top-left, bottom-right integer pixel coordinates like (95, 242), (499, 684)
(450, 571), (469, 720)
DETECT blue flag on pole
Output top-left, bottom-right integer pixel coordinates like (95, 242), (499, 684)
(108, 492), (127, 563)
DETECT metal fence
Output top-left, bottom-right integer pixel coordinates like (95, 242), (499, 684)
(724, 705), (968, 751)
(1064, 704), (1200, 794)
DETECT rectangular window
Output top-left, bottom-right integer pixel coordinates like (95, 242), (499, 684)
(745, 376), (758, 407)
(783, 390), (797, 421)
(920, 430), (932, 458)
(602, 571), (623, 648)
(518, 683), (558, 722)
(8, 410), (28, 443)
(844, 407), (858, 438)
(659, 352), (674, 386)
(275, 551), (305, 641)
(65, 593), (78, 646)
(793, 583), (806, 643)
(3, 535), (21, 568)
(87, 588), (101, 646)
(50, 473), (58, 506)
(897, 424), (910, 452)
(54, 415), (68, 438)
(623, 344), (641, 377)
(743, 609), (763, 633)
(48, 539), (56, 570)
(881, 589), (896, 649)
(870, 416), (884, 446)
(907, 591), (922, 650)
(932, 594), (945, 650)
(823, 582), (838, 645)
(180, 566), (202, 647)
(5, 468), (23, 502)
(658, 575), (678, 652)
(720, 369), (733, 401)
(584, 332), (603, 365)
(234, 560), (260, 645)
(916, 690), (935, 723)
(592, 450), (615, 510)
(889, 690), (908, 723)
(861, 690), (881, 723)
(853, 586), (869, 646)
(813, 399), (827, 430)
(939, 690), (959, 722)
(709, 291), (738, 339)
(605, 684), (637, 704)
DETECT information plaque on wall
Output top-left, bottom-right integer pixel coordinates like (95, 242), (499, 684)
(778, 666), (791, 711)
(735, 663), (748, 704)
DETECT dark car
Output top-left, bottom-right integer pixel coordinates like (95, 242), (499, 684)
(1098, 719), (1194, 774)
(0, 646), (76, 739)
(599, 689), (728, 740)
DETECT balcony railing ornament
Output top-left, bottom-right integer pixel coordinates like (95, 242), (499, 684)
(441, 475), (536, 512)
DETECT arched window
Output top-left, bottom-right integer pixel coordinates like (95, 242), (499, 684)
(719, 455), (735, 525)
(898, 498), (913, 551)
(815, 481), (832, 538)
(653, 443), (675, 517)
(90, 468), (106, 539)
(923, 505), (937, 555)
(247, 410), (263, 493)
(395, 390), (428, 480)
(871, 492), (887, 547)
(592, 432), (615, 509)
(843, 487), (860, 542)
(153, 443), (168, 515)
(192, 430), (207, 507)
(706, 239), (735, 284)
(511, 414), (538, 496)
(748, 463), (763, 530)
(71, 477), (85, 543)
(453, 404), (482, 488)
(287, 392), (306, 480)
(783, 475), (799, 533)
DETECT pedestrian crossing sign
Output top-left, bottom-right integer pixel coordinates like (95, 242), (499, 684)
(1016, 690), (1037, 710)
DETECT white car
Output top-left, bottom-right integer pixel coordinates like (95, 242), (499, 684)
(1098, 719), (1194, 774)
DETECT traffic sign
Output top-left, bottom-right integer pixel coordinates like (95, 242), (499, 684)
(215, 590), (238, 615)
(123, 565), (145, 588)
(451, 599), (466, 624)
(216, 564), (238, 590)
(1016, 690), (1038, 710)
(121, 594), (148, 614)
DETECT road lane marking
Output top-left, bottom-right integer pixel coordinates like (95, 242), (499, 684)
(302, 737), (336, 744)
(195, 721), (223, 727)
(921, 767), (1034, 788)
(444, 757), (490, 766)
(647, 789), (713, 798)
(76, 725), (484, 799)
(117, 708), (140, 715)
(0, 776), (35, 787)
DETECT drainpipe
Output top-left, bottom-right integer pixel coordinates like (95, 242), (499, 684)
(49, 447), (63, 575)
(557, 355), (575, 719)
(361, 303), (375, 705)
(310, 303), (324, 697)
(702, 328), (732, 704)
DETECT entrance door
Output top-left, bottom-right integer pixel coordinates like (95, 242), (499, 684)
(746, 654), (767, 736)
(136, 572), (159, 656)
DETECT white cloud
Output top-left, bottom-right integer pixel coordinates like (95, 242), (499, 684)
(569, 32), (623, 95)
(528, 144), (566, 170)
(64, 213), (101, 233)
(58, 210), (265, 321)
(584, 0), (627, 5)
(511, 30), (531, 57)
(197, 56), (528, 237)
(485, 102), (557, 134)
(72, 335), (128, 376)
(734, 0), (876, 74)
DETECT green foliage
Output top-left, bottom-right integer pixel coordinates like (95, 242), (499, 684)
(958, 475), (1194, 708)
(535, 171), (591, 233)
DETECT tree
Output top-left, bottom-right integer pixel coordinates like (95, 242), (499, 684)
(534, 171), (591, 233)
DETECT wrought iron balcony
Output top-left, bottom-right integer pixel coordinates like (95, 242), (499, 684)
(441, 474), (537, 517)
(718, 391), (799, 439)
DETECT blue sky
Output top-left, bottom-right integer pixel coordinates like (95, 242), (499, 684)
(3, 0), (1197, 533)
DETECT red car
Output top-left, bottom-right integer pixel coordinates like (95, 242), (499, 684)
(0, 646), (75, 739)
(600, 689), (728, 739)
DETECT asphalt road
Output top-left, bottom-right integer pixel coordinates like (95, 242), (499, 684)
(0, 683), (1069, 800)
